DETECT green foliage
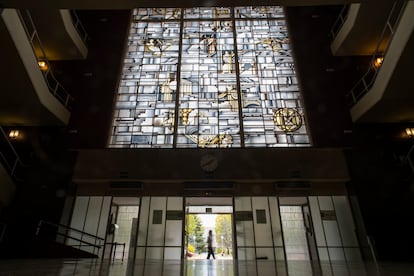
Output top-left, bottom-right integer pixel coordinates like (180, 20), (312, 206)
(186, 214), (206, 253)
(215, 214), (232, 252)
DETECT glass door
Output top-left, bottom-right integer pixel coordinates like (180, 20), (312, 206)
(279, 197), (318, 276)
(302, 204), (322, 275)
(184, 197), (234, 276)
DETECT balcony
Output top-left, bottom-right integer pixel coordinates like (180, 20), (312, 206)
(347, 1), (414, 122)
(330, 1), (395, 56)
(29, 9), (88, 60)
(330, 1), (414, 123)
(0, 9), (72, 126)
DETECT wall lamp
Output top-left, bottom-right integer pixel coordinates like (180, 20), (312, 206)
(405, 128), (414, 138)
(9, 130), (20, 139)
(373, 56), (384, 68)
(38, 61), (48, 71)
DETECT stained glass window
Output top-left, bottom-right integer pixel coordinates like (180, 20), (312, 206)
(109, 7), (310, 148)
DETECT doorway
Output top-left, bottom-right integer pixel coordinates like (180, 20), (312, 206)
(104, 197), (140, 263)
(184, 197), (234, 275)
(279, 197), (320, 276)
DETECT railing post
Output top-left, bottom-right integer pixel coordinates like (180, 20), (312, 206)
(0, 223), (7, 244)
(367, 235), (380, 274)
(121, 243), (125, 263)
(11, 159), (18, 177)
(407, 144), (414, 173)
(351, 90), (357, 104)
(65, 95), (70, 108)
(36, 220), (43, 236)
(112, 243), (116, 263)
(54, 83), (59, 96)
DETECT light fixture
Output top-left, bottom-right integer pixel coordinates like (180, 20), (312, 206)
(9, 130), (20, 139)
(373, 56), (384, 68)
(406, 128), (414, 138)
(38, 61), (48, 71)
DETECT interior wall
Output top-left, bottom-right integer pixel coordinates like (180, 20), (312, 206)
(68, 196), (111, 256)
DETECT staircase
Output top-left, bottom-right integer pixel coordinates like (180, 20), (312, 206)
(0, 220), (103, 259)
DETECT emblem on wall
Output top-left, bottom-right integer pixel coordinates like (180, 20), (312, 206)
(273, 108), (303, 132)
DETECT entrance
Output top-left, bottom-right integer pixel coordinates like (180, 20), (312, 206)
(66, 195), (363, 275)
(184, 197), (234, 275)
(279, 197), (321, 276)
(104, 197), (140, 263)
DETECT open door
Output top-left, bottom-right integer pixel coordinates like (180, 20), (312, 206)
(184, 197), (234, 275)
(302, 204), (322, 275)
(279, 197), (321, 276)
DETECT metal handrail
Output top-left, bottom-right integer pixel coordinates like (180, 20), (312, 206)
(366, 235), (380, 274)
(329, 5), (350, 40)
(17, 9), (74, 110)
(62, 236), (101, 249)
(69, 10), (88, 43)
(346, 0), (406, 107)
(36, 220), (104, 255)
(36, 220), (104, 241)
(106, 242), (126, 263)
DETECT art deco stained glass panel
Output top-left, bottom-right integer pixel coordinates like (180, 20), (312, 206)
(109, 7), (310, 148)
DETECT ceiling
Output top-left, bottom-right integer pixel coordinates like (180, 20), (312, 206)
(1, 0), (364, 9)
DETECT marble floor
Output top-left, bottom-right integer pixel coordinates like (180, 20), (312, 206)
(0, 258), (413, 276)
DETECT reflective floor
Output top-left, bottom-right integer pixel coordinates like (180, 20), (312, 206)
(0, 258), (414, 276)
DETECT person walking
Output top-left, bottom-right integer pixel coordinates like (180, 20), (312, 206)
(206, 230), (216, 260)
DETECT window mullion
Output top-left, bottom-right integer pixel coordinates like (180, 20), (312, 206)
(231, 8), (245, 147)
(172, 9), (185, 148)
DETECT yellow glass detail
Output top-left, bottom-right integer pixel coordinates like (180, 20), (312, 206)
(273, 108), (303, 132)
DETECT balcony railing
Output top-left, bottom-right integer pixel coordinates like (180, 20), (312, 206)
(329, 5), (350, 41)
(17, 9), (74, 110)
(346, 0), (406, 107)
(69, 10), (88, 44)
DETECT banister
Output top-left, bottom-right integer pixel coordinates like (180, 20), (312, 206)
(59, 234), (102, 249)
(37, 220), (104, 241)
(69, 10), (88, 43)
(347, 0), (407, 107)
(329, 5), (350, 40)
(15, 9), (74, 110)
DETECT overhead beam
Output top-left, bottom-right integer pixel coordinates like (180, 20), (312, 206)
(0, 0), (365, 9)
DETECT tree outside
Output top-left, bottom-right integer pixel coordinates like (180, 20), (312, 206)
(215, 214), (232, 255)
(186, 214), (206, 254)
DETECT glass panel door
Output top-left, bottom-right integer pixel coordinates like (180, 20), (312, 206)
(280, 205), (312, 276)
(302, 205), (322, 275)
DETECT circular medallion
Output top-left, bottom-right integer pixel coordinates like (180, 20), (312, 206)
(273, 108), (303, 132)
